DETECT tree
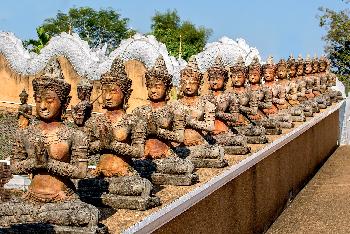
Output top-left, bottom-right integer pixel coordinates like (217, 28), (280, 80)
(319, 1), (350, 88)
(150, 10), (212, 61)
(25, 7), (135, 53)
(23, 26), (51, 53)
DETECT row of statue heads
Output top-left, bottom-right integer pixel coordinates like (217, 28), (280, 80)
(1, 52), (341, 232)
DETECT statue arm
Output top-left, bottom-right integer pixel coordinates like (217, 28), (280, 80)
(47, 130), (88, 179)
(10, 131), (36, 174)
(187, 101), (215, 132)
(156, 109), (185, 143)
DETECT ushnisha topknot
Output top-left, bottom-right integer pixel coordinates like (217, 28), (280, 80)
(207, 55), (228, 80)
(262, 55), (276, 70)
(247, 56), (261, 72)
(287, 54), (296, 67)
(180, 55), (203, 83)
(100, 56), (133, 107)
(312, 54), (319, 66)
(319, 55), (331, 68)
(296, 54), (304, 66)
(145, 55), (173, 89)
(304, 54), (312, 65)
(276, 58), (287, 68)
(229, 55), (246, 73)
(32, 58), (71, 108)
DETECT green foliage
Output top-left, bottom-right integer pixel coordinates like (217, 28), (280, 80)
(23, 27), (51, 53)
(319, 1), (350, 88)
(150, 10), (212, 61)
(26, 7), (134, 53)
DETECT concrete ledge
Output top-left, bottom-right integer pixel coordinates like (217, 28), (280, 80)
(124, 102), (342, 234)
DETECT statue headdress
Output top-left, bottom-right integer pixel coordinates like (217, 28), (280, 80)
(296, 54), (304, 67)
(32, 58), (71, 111)
(207, 55), (228, 79)
(145, 55), (173, 89)
(19, 89), (29, 99)
(276, 58), (287, 69)
(287, 54), (296, 68)
(229, 56), (246, 73)
(262, 55), (276, 70)
(180, 56), (203, 83)
(100, 57), (132, 108)
(247, 56), (261, 72)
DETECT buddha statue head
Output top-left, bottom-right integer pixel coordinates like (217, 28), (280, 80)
(312, 55), (320, 74)
(304, 54), (313, 75)
(247, 56), (261, 85)
(180, 55), (202, 97)
(100, 57), (132, 111)
(287, 54), (297, 79)
(276, 58), (288, 80)
(296, 54), (304, 76)
(77, 77), (93, 102)
(207, 55), (228, 91)
(229, 56), (246, 87)
(33, 58), (71, 122)
(19, 89), (29, 105)
(262, 56), (276, 82)
(145, 55), (173, 102)
(319, 55), (329, 72)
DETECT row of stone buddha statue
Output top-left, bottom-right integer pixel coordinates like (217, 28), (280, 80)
(0, 53), (342, 233)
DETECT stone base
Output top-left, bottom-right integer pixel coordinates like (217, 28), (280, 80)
(317, 103), (327, 109)
(291, 115), (306, 122)
(101, 194), (160, 211)
(279, 122), (294, 129)
(265, 128), (282, 135)
(189, 157), (228, 168)
(304, 111), (313, 117)
(246, 135), (268, 144)
(151, 173), (199, 186)
(223, 146), (250, 155)
(0, 223), (107, 234)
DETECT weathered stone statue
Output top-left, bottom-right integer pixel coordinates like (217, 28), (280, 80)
(311, 55), (330, 109)
(132, 55), (198, 185)
(171, 56), (229, 167)
(229, 56), (269, 143)
(243, 56), (283, 135)
(274, 58), (306, 122)
(0, 162), (11, 202)
(0, 58), (105, 233)
(71, 78), (93, 127)
(286, 55), (314, 117)
(319, 56), (343, 102)
(79, 57), (160, 210)
(295, 55), (320, 113)
(204, 56), (250, 155)
(17, 89), (32, 128)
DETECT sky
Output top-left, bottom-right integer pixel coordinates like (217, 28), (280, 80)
(0, 0), (348, 60)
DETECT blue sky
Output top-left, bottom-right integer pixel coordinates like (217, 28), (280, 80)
(0, 0), (347, 60)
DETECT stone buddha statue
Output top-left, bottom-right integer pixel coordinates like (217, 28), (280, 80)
(173, 56), (228, 167)
(229, 56), (269, 144)
(286, 55), (314, 117)
(204, 55), (250, 155)
(318, 56), (343, 102)
(311, 55), (331, 108)
(133, 55), (198, 185)
(275, 58), (306, 122)
(296, 55), (320, 113)
(71, 78), (93, 128)
(0, 58), (104, 233)
(79, 57), (160, 210)
(17, 89), (32, 128)
(260, 56), (295, 129)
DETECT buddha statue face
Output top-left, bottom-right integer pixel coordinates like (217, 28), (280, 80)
(231, 70), (246, 87)
(77, 87), (92, 102)
(180, 70), (200, 96)
(35, 90), (62, 121)
(319, 61), (327, 72)
(248, 68), (261, 84)
(288, 64), (297, 78)
(209, 74), (225, 91)
(276, 65), (288, 80)
(147, 80), (167, 102)
(72, 103), (91, 127)
(296, 64), (304, 76)
(263, 67), (275, 82)
(312, 62), (319, 73)
(304, 63), (313, 74)
(20, 94), (28, 105)
(102, 83), (124, 110)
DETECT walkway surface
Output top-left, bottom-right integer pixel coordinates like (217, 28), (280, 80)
(267, 145), (350, 234)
